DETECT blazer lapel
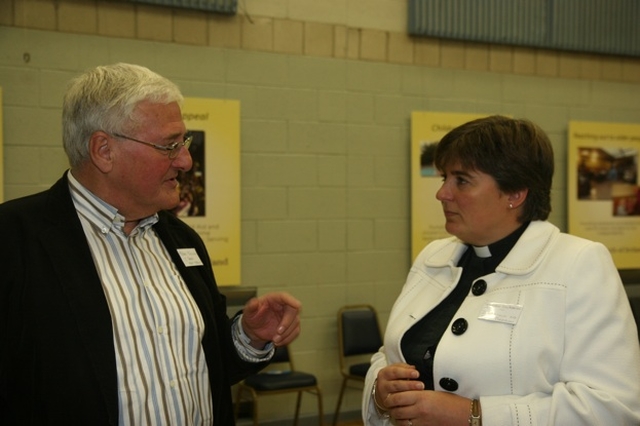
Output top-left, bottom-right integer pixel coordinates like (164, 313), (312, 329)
(40, 175), (119, 424)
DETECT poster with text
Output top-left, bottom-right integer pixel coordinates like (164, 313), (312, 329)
(411, 111), (486, 260)
(178, 98), (241, 285)
(0, 87), (3, 202)
(568, 121), (640, 270)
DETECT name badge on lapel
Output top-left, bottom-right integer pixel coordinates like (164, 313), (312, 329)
(177, 248), (204, 267)
(478, 302), (523, 325)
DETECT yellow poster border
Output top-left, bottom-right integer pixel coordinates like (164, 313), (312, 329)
(179, 97), (241, 286)
(0, 87), (3, 202)
(568, 120), (640, 272)
(410, 111), (486, 260)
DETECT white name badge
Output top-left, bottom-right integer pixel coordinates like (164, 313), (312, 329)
(478, 302), (523, 325)
(177, 248), (204, 267)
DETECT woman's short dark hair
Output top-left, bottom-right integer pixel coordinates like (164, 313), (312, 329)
(434, 115), (554, 222)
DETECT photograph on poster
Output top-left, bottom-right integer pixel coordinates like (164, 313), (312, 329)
(173, 130), (206, 217)
(576, 146), (640, 216)
(577, 147), (638, 199)
(419, 140), (439, 177)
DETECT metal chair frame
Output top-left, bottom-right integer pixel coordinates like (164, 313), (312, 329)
(332, 304), (383, 426)
(234, 345), (324, 426)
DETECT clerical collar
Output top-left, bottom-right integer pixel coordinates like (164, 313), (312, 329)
(460, 222), (530, 272)
(472, 245), (492, 258)
(471, 222), (530, 262)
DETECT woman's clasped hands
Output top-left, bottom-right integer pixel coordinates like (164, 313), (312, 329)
(374, 364), (474, 426)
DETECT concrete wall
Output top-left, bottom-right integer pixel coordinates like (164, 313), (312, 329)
(1, 0), (640, 422)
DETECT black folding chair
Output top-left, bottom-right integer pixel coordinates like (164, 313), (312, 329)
(235, 345), (324, 425)
(333, 304), (383, 425)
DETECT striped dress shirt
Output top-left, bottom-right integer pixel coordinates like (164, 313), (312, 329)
(68, 173), (213, 425)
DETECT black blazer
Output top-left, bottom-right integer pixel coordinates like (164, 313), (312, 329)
(0, 172), (266, 425)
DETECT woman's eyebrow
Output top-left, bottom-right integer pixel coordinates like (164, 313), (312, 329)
(450, 169), (474, 179)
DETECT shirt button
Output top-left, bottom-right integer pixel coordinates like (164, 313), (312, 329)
(451, 318), (468, 335)
(439, 377), (459, 391)
(170, 380), (177, 388)
(157, 326), (164, 334)
(472, 280), (487, 296)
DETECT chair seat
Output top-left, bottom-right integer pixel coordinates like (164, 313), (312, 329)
(235, 345), (323, 426)
(244, 371), (318, 391)
(348, 362), (370, 377)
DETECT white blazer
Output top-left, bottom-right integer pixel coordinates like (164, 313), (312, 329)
(363, 221), (640, 425)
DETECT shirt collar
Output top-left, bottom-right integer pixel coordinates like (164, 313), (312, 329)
(67, 170), (158, 235)
(484, 221), (530, 262)
(462, 222), (531, 272)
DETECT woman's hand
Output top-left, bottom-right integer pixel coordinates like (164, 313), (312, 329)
(375, 364), (475, 426)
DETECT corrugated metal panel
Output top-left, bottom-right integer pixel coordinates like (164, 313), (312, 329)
(408, 0), (640, 57)
(128, 0), (237, 15)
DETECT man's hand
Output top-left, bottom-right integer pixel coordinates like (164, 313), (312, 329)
(241, 292), (301, 349)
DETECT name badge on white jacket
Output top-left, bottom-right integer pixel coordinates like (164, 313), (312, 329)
(478, 302), (523, 325)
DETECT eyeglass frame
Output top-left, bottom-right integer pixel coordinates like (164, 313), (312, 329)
(110, 131), (193, 159)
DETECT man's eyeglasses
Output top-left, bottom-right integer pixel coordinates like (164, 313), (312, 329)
(111, 131), (193, 159)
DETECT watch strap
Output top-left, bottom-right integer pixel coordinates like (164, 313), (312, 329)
(469, 398), (481, 426)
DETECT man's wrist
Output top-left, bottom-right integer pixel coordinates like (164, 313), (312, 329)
(238, 315), (269, 349)
(232, 316), (274, 362)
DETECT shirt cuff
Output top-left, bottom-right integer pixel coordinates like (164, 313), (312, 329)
(232, 315), (275, 363)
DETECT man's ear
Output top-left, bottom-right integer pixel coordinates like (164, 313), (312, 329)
(89, 131), (114, 173)
(508, 189), (529, 209)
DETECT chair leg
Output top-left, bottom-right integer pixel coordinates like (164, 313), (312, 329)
(294, 391), (303, 426)
(234, 387), (241, 420)
(234, 385), (247, 422)
(316, 387), (324, 426)
(252, 398), (258, 426)
(332, 378), (348, 425)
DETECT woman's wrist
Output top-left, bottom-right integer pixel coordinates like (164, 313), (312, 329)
(372, 378), (390, 419)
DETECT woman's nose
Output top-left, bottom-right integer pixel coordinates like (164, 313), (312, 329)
(435, 183), (450, 201)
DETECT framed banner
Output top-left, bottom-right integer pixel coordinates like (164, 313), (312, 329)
(177, 98), (241, 286)
(411, 111), (486, 260)
(0, 87), (3, 202)
(568, 121), (640, 271)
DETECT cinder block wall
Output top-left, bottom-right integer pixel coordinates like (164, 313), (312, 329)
(1, 0), (640, 422)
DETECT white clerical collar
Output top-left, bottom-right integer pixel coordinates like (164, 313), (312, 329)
(472, 245), (492, 258)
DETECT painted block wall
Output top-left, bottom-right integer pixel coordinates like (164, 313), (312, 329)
(1, 0), (640, 422)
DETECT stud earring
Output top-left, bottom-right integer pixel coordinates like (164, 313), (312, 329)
(509, 203), (514, 209)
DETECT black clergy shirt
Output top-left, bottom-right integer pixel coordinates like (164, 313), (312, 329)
(400, 222), (529, 389)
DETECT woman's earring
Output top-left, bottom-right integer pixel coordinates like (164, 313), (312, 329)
(509, 203), (514, 209)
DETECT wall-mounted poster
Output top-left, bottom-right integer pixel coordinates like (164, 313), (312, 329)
(178, 98), (241, 285)
(568, 121), (640, 270)
(411, 111), (486, 260)
(0, 87), (3, 202)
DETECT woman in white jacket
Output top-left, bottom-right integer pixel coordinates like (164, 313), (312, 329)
(363, 115), (640, 426)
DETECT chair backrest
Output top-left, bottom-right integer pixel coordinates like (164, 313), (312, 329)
(338, 304), (383, 359)
(268, 345), (296, 370)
